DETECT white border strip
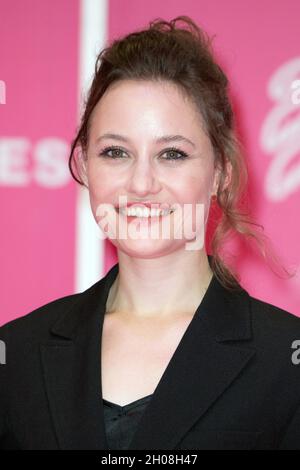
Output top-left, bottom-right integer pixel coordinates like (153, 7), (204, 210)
(75, 0), (108, 292)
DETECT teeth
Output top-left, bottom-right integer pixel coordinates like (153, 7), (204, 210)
(119, 207), (174, 217)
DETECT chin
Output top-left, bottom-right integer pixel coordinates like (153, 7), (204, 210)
(112, 239), (182, 258)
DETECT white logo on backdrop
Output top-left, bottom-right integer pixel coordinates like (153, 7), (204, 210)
(260, 57), (300, 201)
(0, 138), (71, 187)
(0, 80), (6, 104)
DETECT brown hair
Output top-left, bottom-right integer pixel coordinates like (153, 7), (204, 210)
(68, 15), (294, 291)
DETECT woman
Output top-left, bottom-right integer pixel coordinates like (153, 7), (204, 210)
(1, 16), (300, 450)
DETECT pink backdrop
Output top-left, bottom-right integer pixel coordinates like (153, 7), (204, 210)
(0, 0), (299, 325)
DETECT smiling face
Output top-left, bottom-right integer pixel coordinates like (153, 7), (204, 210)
(86, 79), (221, 258)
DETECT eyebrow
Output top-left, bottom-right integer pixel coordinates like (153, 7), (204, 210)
(95, 133), (196, 148)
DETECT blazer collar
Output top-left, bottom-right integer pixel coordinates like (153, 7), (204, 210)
(40, 255), (256, 449)
(50, 255), (252, 343)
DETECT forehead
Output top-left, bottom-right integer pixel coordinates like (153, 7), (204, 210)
(89, 79), (206, 139)
(101, 79), (191, 104)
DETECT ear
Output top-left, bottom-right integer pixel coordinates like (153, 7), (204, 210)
(212, 159), (232, 195)
(223, 159), (232, 191)
(79, 150), (89, 188)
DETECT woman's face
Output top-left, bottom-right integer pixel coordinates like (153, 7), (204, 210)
(86, 79), (220, 258)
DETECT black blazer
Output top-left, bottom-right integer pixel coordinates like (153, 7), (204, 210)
(1, 260), (300, 450)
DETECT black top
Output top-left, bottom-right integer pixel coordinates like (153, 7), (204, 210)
(103, 394), (153, 450)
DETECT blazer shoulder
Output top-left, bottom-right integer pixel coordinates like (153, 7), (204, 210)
(248, 293), (300, 337)
(0, 291), (81, 341)
(249, 294), (300, 320)
(0, 273), (107, 344)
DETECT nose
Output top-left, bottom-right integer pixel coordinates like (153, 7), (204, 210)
(125, 158), (161, 196)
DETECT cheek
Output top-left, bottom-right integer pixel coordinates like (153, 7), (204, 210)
(174, 175), (212, 234)
(86, 164), (118, 221)
(87, 161), (116, 199)
(175, 175), (211, 204)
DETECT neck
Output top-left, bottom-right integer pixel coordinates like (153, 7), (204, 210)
(105, 250), (213, 321)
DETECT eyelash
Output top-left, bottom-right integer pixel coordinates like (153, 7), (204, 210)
(98, 145), (189, 161)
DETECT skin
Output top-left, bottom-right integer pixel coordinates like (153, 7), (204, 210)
(86, 79), (230, 324)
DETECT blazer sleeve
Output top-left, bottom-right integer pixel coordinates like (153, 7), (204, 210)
(277, 401), (300, 449)
(0, 324), (8, 446)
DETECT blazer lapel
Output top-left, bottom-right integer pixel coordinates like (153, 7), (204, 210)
(39, 263), (119, 450)
(128, 273), (256, 449)
(40, 257), (256, 450)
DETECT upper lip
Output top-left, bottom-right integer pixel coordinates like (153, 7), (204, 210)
(116, 201), (173, 210)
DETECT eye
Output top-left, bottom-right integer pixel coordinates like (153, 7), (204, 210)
(160, 147), (189, 161)
(98, 145), (189, 161)
(98, 145), (127, 159)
